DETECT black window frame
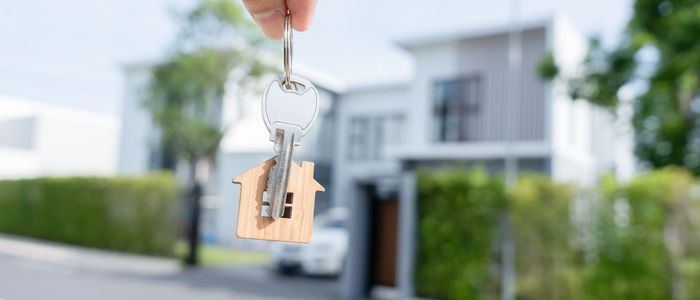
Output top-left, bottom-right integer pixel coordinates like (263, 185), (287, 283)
(433, 74), (482, 142)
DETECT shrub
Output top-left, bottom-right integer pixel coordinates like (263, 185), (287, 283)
(416, 167), (505, 300)
(510, 175), (582, 300)
(584, 168), (700, 299)
(0, 173), (180, 256)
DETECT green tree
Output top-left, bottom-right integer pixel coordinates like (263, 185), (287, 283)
(540, 0), (700, 174)
(143, 0), (274, 265)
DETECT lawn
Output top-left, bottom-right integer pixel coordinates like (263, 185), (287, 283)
(175, 241), (270, 267)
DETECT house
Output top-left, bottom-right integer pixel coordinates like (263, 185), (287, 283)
(118, 15), (630, 298)
(0, 95), (119, 179)
(335, 17), (627, 298)
(233, 158), (324, 243)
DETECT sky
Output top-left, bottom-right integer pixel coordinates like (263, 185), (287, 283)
(0, 0), (632, 116)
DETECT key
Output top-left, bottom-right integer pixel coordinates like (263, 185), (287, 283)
(261, 75), (319, 219)
(233, 11), (325, 243)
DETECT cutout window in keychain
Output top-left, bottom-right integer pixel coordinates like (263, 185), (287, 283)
(233, 12), (324, 243)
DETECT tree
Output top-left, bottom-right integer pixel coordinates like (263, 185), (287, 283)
(143, 0), (274, 266)
(540, 0), (700, 174)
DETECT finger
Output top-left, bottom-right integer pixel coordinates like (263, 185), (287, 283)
(242, 0), (287, 39)
(287, 0), (317, 31)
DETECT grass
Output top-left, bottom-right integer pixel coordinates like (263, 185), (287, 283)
(174, 241), (270, 267)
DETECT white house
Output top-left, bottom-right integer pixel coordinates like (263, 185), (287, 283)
(118, 15), (631, 297)
(337, 17), (627, 298)
(0, 95), (119, 179)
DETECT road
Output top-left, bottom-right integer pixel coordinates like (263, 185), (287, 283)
(0, 257), (340, 300)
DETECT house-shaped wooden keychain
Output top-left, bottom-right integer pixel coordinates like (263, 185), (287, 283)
(233, 157), (324, 243)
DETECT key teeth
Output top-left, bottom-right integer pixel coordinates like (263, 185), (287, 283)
(267, 153), (280, 191)
(264, 157), (280, 219)
(266, 161), (278, 194)
(265, 128), (295, 220)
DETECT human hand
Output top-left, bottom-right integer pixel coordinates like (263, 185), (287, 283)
(242, 0), (318, 39)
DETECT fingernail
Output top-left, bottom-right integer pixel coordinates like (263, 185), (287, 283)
(252, 9), (284, 39)
(252, 9), (284, 25)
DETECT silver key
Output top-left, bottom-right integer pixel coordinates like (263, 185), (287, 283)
(261, 75), (319, 219)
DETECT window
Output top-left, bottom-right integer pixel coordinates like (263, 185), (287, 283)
(347, 117), (370, 161)
(372, 115), (404, 159)
(0, 117), (35, 149)
(434, 75), (482, 142)
(347, 114), (404, 161)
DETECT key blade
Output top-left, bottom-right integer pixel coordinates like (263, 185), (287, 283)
(264, 133), (283, 206)
(266, 128), (295, 220)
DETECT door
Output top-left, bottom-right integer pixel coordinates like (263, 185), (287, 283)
(371, 199), (398, 286)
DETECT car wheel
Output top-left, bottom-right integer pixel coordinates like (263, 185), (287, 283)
(275, 263), (300, 276)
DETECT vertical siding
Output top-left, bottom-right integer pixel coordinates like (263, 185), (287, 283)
(458, 28), (546, 141)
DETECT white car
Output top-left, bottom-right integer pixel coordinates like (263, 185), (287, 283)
(269, 207), (349, 276)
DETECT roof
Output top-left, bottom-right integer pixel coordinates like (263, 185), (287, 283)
(122, 49), (346, 94)
(396, 17), (553, 49)
(0, 94), (119, 125)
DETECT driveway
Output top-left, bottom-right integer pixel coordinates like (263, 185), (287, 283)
(0, 257), (340, 300)
(0, 234), (341, 300)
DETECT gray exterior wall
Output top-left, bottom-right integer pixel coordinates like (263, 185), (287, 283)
(456, 28), (547, 142)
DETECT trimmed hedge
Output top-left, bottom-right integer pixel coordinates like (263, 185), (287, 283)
(510, 175), (581, 300)
(416, 168), (505, 299)
(586, 169), (700, 300)
(416, 167), (700, 300)
(0, 173), (180, 256)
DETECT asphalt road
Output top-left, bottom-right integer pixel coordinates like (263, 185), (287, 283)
(0, 257), (340, 300)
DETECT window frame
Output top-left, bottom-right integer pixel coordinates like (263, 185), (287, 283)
(433, 74), (483, 142)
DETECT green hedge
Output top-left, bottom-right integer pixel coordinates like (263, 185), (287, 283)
(416, 168), (505, 300)
(510, 175), (581, 299)
(416, 167), (700, 300)
(585, 168), (700, 299)
(0, 173), (180, 256)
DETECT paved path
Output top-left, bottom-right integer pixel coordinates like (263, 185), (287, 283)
(0, 234), (179, 275)
(0, 235), (341, 300)
(0, 258), (340, 300)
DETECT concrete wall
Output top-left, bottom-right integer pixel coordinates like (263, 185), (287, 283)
(332, 84), (407, 208)
(548, 16), (619, 185)
(406, 40), (462, 149)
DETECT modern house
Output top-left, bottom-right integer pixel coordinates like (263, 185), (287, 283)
(335, 17), (624, 298)
(0, 95), (119, 179)
(118, 15), (629, 299)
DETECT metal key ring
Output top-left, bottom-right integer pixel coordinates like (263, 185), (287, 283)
(283, 12), (293, 89)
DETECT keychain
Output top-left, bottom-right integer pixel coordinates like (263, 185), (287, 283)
(233, 12), (325, 243)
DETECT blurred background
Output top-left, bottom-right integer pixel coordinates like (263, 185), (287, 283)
(1, 0), (699, 299)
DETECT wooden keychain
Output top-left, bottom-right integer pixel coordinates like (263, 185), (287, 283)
(233, 12), (324, 243)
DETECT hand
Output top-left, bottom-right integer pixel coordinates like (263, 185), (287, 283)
(242, 0), (318, 39)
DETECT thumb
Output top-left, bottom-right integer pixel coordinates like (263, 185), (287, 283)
(243, 0), (287, 39)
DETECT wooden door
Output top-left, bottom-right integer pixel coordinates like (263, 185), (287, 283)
(371, 199), (398, 286)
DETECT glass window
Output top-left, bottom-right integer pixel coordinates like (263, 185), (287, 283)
(434, 75), (481, 142)
(347, 114), (404, 161)
(0, 117), (35, 149)
(373, 115), (404, 159)
(347, 117), (370, 161)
